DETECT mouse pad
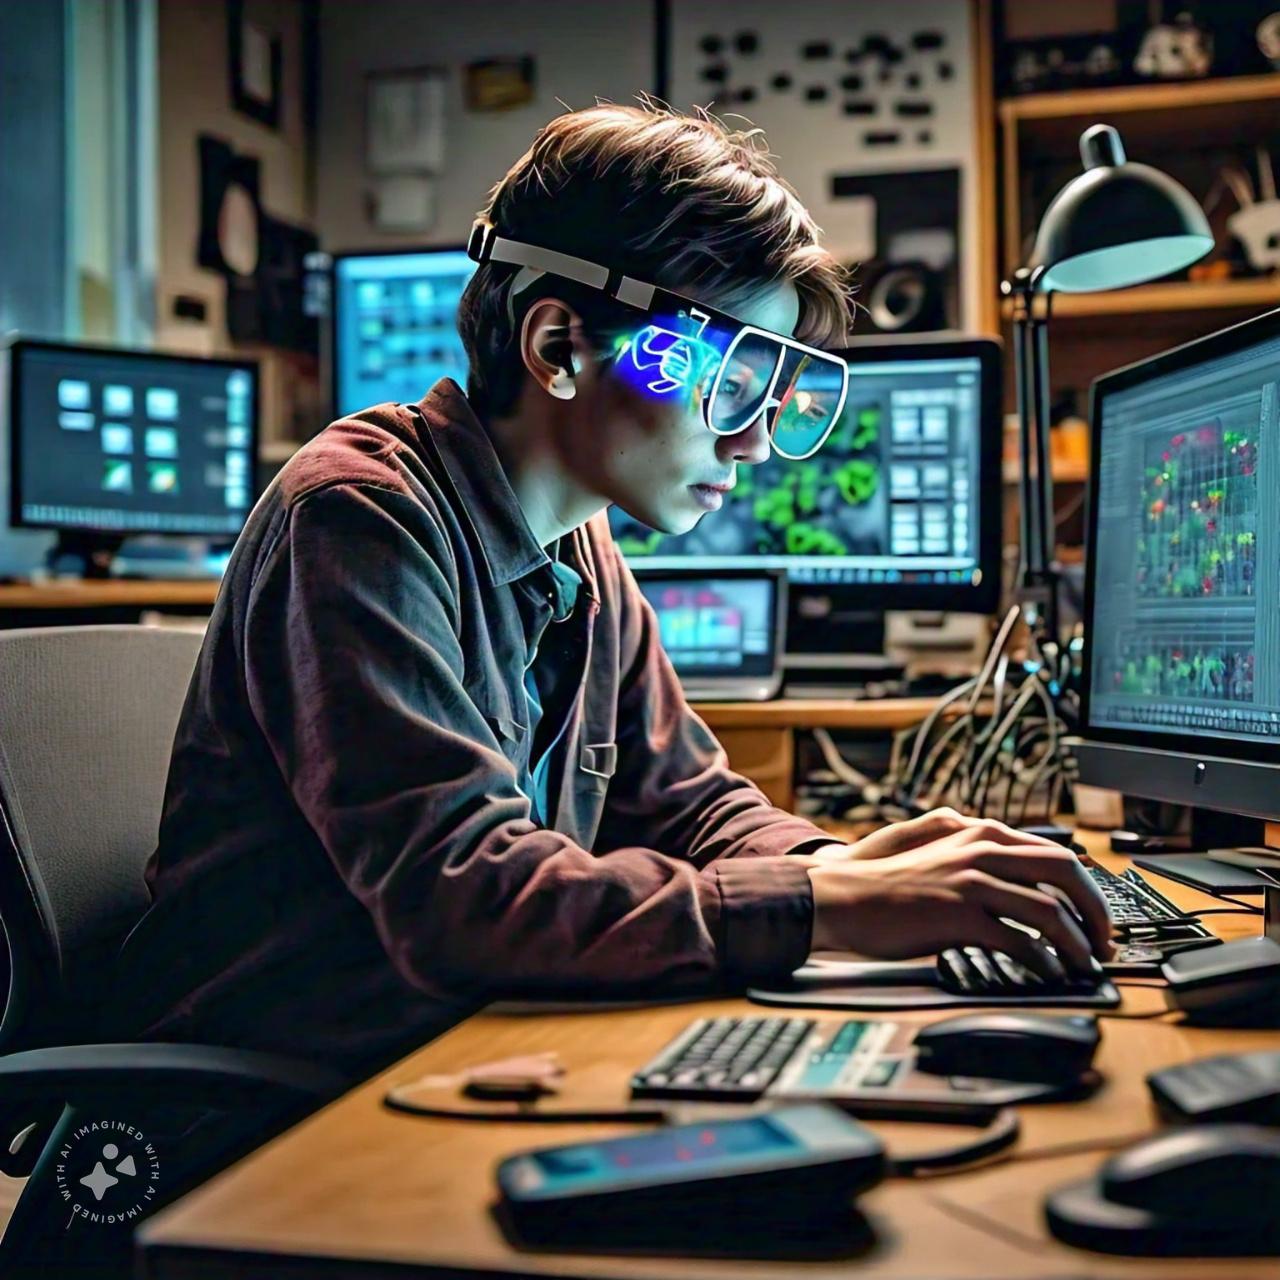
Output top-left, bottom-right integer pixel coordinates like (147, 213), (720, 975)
(748, 960), (1121, 1010)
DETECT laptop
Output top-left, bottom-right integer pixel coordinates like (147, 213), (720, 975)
(633, 569), (785, 702)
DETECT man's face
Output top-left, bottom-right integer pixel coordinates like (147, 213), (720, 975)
(563, 282), (801, 535)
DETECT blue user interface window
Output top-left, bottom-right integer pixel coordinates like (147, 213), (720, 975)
(333, 250), (478, 416)
(1089, 332), (1280, 747)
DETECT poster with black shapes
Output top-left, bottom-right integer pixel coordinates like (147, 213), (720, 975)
(667, 0), (978, 328)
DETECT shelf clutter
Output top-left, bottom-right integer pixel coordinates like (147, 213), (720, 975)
(997, 67), (1280, 563)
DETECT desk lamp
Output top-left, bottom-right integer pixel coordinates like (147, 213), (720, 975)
(890, 127), (1213, 822)
(1001, 123), (1213, 656)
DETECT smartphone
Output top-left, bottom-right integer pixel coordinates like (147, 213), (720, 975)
(496, 1103), (885, 1224)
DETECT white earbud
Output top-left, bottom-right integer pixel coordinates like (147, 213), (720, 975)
(547, 354), (580, 401)
(548, 367), (576, 400)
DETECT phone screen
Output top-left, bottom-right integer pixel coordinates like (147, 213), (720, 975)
(530, 1115), (799, 1188)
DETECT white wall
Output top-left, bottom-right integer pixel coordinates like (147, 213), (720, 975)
(666, 0), (980, 329)
(154, 0), (320, 443)
(315, 0), (657, 250)
(156, 0), (312, 349)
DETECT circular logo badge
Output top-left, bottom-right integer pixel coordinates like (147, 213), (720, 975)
(55, 1119), (161, 1228)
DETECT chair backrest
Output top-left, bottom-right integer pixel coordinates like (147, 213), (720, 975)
(0, 625), (203, 1049)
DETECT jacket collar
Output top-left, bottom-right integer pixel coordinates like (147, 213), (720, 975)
(410, 379), (552, 588)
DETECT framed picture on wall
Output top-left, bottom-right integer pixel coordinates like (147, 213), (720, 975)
(365, 67), (446, 175)
(227, 0), (283, 129)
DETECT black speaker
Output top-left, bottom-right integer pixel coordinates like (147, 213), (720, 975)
(853, 258), (947, 333)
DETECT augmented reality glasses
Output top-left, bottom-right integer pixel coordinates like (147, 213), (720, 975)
(467, 221), (849, 461)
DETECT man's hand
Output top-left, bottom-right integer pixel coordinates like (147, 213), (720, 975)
(803, 809), (1113, 979)
(808, 808), (1075, 862)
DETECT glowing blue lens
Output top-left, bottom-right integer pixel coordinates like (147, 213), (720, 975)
(613, 319), (726, 403)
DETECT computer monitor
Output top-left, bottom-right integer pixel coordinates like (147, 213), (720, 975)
(608, 337), (1002, 622)
(1077, 306), (1280, 824)
(331, 247), (477, 417)
(632, 569), (785, 701)
(8, 339), (259, 572)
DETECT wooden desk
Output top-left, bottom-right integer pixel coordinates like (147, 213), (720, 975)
(138, 831), (1280, 1279)
(0, 579), (219, 628)
(691, 698), (940, 809)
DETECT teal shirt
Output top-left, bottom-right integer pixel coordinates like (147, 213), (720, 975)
(519, 556), (581, 824)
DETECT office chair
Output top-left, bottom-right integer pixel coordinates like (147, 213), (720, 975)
(0, 626), (344, 1264)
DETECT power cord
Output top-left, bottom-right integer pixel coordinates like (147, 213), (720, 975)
(987, 1128), (1151, 1168)
(887, 1107), (1021, 1177)
(1192, 904), (1265, 918)
(1096, 1006), (1173, 1021)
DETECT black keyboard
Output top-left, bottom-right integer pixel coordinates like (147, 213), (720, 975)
(631, 1016), (815, 1101)
(1085, 863), (1188, 928)
(937, 945), (1111, 999)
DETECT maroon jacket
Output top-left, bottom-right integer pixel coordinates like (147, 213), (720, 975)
(107, 381), (827, 1083)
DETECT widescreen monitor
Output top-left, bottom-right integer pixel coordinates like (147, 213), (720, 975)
(9, 339), (259, 541)
(1078, 307), (1280, 822)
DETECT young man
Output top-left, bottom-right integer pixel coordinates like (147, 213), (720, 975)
(109, 104), (1111, 1090)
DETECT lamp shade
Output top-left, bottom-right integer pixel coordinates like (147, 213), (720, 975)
(1030, 125), (1213, 293)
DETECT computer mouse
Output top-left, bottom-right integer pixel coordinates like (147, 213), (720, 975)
(1101, 1125), (1280, 1222)
(914, 1012), (1100, 1082)
(1018, 823), (1075, 848)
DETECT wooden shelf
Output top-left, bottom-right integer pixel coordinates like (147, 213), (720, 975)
(999, 74), (1280, 124)
(261, 439), (303, 464)
(1000, 75), (1280, 157)
(1000, 277), (1280, 321)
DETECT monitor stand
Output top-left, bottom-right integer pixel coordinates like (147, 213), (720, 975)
(1134, 820), (1280, 940)
(44, 531), (125, 579)
(781, 603), (903, 696)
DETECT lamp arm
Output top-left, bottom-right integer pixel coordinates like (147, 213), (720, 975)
(1007, 272), (1037, 587)
(1003, 265), (1061, 647)
(1031, 286), (1058, 638)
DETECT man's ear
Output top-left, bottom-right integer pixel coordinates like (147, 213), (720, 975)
(520, 298), (584, 401)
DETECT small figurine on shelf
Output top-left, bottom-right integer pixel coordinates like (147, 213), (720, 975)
(1134, 10), (1213, 79)
(1005, 34), (1127, 95)
(1204, 147), (1280, 273)
(1258, 11), (1280, 69)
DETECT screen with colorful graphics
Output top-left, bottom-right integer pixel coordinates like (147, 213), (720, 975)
(1088, 329), (1280, 747)
(11, 342), (257, 538)
(634, 575), (777, 679)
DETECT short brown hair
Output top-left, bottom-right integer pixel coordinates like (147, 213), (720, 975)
(457, 101), (852, 418)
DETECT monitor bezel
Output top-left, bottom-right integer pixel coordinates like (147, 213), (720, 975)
(1080, 304), (1280, 767)
(329, 243), (473, 421)
(8, 337), (262, 540)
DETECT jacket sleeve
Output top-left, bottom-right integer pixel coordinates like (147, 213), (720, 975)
(242, 482), (813, 998)
(592, 540), (847, 870)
